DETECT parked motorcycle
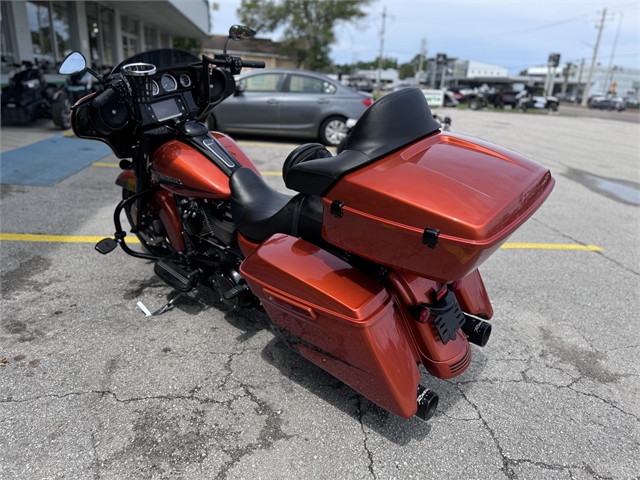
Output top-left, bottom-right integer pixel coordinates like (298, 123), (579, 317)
(1, 60), (57, 124)
(51, 71), (98, 129)
(60, 25), (554, 422)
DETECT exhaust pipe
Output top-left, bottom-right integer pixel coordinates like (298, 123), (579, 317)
(462, 314), (492, 347)
(415, 386), (439, 421)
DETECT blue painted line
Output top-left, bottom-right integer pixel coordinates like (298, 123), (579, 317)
(0, 134), (112, 186)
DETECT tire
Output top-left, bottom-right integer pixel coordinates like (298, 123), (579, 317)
(122, 189), (173, 257)
(548, 102), (558, 112)
(469, 99), (480, 110)
(319, 116), (347, 146)
(51, 96), (71, 129)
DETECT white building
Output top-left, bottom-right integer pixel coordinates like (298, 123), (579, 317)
(526, 64), (640, 98)
(463, 60), (509, 79)
(1, 0), (209, 83)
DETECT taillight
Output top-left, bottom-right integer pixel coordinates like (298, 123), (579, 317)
(361, 98), (373, 107)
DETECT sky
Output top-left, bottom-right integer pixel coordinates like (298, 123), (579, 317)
(208, 0), (639, 74)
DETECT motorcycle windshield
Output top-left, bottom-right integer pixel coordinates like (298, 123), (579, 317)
(111, 48), (201, 74)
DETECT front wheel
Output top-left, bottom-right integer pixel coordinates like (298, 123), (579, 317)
(469, 99), (480, 110)
(122, 189), (173, 257)
(51, 96), (71, 129)
(319, 116), (347, 146)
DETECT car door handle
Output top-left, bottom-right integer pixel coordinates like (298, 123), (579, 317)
(266, 99), (279, 105)
(316, 98), (330, 104)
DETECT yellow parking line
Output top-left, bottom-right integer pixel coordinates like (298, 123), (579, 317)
(92, 162), (120, 167)
(501, 243), (602, 251)
(0, 233), (139, 243)
(0, 233), (601, 251)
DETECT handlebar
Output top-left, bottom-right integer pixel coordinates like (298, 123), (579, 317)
(240, 60), (265, 69)
(205, 54), (265, 75)
(91, 86), (117, 109)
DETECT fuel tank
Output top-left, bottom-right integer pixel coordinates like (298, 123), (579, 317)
(322, 131), (555, 283)
(151, 132), (258, 199)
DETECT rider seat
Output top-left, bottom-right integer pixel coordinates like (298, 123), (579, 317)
(229, 167), (323, 243)
(284, 87), (441, 196)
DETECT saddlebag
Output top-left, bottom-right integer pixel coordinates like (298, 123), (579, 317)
(240, 234), (422, 419)
(321, 131), (555, 283)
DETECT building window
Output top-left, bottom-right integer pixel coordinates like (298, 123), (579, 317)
(84, 2), (115, 72)
(26, 1), (71, 68)
(121, 15), (138, 58)
(144, 25), (156, 51)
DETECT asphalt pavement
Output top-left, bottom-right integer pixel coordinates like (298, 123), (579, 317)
(1, 107), (639, 479)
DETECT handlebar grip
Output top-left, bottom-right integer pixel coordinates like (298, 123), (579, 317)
(241, 60), (265, 69)
(91, 87), (117, 109)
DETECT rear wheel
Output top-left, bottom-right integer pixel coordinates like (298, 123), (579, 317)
(122, 189), (173, 257)
(319, 116), (347, 146)
(469, 98), (480, 110)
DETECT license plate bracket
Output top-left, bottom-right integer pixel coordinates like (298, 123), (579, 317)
(429, 290), (465, 344)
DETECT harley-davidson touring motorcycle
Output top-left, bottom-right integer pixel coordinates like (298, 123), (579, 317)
(60, 26), (554, 422)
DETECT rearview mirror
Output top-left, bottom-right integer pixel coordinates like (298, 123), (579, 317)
(59, 52), (87, 75)
(229, 25), (256, 41)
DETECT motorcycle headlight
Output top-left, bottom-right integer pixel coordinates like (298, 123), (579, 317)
(25, 79), (40, 89)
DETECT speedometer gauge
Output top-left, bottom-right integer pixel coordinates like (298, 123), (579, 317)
(161, 74), (177, 92)
(151, 80), (159, 96)
(179, 74), (191, 88)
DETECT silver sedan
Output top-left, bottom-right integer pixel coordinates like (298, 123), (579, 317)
(208, 68), (373, 146)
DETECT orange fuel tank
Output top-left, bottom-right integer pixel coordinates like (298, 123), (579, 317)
(151, 133), (258, 199)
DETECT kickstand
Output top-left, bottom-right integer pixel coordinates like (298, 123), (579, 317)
(137, 292), (184, 317)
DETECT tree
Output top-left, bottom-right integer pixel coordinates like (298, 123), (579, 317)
(398, 63), (415, 80)
(173, 37), (201, 52)
(238, 0), (371, 71)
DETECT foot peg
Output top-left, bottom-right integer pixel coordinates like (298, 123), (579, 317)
(95, 237), (118, 254)
(223, 283), (249, 300)
(154, 259), (199, 292)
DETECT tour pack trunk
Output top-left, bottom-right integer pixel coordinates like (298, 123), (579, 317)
(321, 132), (555, 283)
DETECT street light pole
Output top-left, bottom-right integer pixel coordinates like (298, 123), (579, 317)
(581, 8), (607, 107)
(376, 6), (386, 95)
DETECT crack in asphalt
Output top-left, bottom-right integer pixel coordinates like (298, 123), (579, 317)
(455, 375), (640, 423)
(455, 384), (516, 479)
(356, 396), (376, 479)
(530, 216), (640, 276)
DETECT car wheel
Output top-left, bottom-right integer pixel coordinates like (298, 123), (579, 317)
(319, 116), (347, 146)
(207, 113), (216, 131)
(52, 96), (71, 130)
(548, 102), (558, 112)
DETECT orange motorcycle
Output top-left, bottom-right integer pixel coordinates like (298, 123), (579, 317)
(60, 26), (554, 422)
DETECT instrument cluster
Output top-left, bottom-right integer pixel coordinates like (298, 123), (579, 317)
(150, 70), (193, 97)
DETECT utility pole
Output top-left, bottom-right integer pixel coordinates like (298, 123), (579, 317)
(376, 6), (386, 95)
(604, 12), (623, 94)
(581, 8), (607, 107)
(417, 37), (426, 86)
(575, 58), (585, 103)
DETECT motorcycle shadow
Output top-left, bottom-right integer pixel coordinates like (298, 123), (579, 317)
(166, 286), (488, 441)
